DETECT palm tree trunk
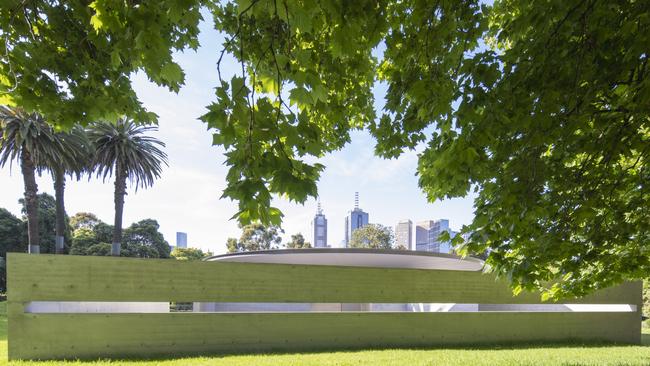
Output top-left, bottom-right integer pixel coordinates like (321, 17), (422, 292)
(20, 149), (40, 254)
(112, 167), (126, 256)
(53, 169), (66, 254)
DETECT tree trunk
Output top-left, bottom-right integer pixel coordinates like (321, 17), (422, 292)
(112, 166), (126, 256)
(20, 149), (40, 254)
(53, 169), (66, 254)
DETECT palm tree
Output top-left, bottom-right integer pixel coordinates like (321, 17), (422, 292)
(47, 126), (92, 254)
(87, 119), (167, 256)
(0, 107), (71, 254)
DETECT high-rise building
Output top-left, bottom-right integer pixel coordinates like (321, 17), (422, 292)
(415, 219), (452, 253)
(312, 201), (328, 248)
(395, 220), (413, 250)
(415, 221), (431, 251)
(176, 232), (188, 248)
(344, 192), (369, 247)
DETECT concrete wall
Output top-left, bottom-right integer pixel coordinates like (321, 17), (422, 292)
(7, 253), (642, 360)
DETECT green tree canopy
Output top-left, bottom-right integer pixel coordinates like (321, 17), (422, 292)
(92, 222), (114, 244)
(69, 227), (99, 256)
(0, 0), (202, 127)
(286, 233), (311, 249)
(349, 224), (395, 250)
(122, 219), (171, 258)
(69, 215), (170, 258)
(0, 207), (25, 291)
(0, 207), (25, 257)
(171, 247), (212, 261)
(70, 212), (103, 232)
(2, 1), (649, 298)
(226, 223), (282, 253)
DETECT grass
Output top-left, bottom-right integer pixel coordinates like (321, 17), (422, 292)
(0, 302), (648, 365)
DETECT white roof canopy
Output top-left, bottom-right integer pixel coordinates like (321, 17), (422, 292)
(206, 248), (484, 271)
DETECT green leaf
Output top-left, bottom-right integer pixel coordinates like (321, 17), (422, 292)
(231, 77), (246, 97)
(289, 87), (313, 107)
(311, 84), (328, 103)
(160, 63), (184, 85)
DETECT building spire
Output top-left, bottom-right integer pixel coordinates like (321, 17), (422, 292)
(354, 192), (359, 209)
(317, 199), (323, 215)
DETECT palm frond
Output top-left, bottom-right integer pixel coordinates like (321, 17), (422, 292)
(87, 118), (168, 190)
(53, 125), (94, 179)
(0, 106), (70, 173)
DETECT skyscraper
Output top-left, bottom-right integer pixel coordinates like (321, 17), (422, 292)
(415, 219), (452, 253)
(344, 192), (369, 247)
(312, 201), (328, 248)
(176, 232), (188, 248)
(395, 220), (413, 250)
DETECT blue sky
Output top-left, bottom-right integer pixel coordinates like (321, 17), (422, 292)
(0, 13), (476, 254)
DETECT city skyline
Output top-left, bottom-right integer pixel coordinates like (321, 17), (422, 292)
(307, 195), (461, 251)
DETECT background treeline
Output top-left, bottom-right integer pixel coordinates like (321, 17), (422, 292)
(0, 193), (211, 291)
(0, 193), (170, 258)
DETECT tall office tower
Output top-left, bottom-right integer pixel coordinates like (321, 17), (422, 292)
(176, 232), (188, 248)
(415, 220), (433, 251)
(415, 219), (451, 252)
(312, 200), (328, 248)
(343, 192), (369, 247)
(395, 220), (413, 250)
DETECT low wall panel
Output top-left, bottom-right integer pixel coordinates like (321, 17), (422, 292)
(6, 254), (640, 304)
(6, 253), (643, 360)
(8, 312), (640, 360)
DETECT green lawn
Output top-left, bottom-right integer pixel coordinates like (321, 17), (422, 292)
(0, 302), (648, 366)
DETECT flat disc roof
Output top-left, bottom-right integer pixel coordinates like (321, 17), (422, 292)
(205, 248), (484, 271)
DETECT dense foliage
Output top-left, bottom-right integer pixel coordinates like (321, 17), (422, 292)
(349, 224), (395, 250)
(171, 247), (212, 261)
(2, 1), (648, 298)
(226, 223), (282, 253)
(0, 0), (202, 126)
(286, 233), (311, 249)
(70, 212), (103, 232)
(0, 208), (23, 291)
(0, 208), (24, 257)
(122, 219), (171, 258)
(69, 217), (170, 258)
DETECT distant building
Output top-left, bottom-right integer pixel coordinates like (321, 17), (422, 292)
(312, 201), (328, 248)
(415, 219), (453, 253)
(176, 232), (188, 249)
(438, 230), (457, 254)
(395, 220), (413, 250)
(344, 192), (369, 247)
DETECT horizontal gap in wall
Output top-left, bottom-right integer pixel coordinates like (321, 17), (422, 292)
(24, 302), (638, 314)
